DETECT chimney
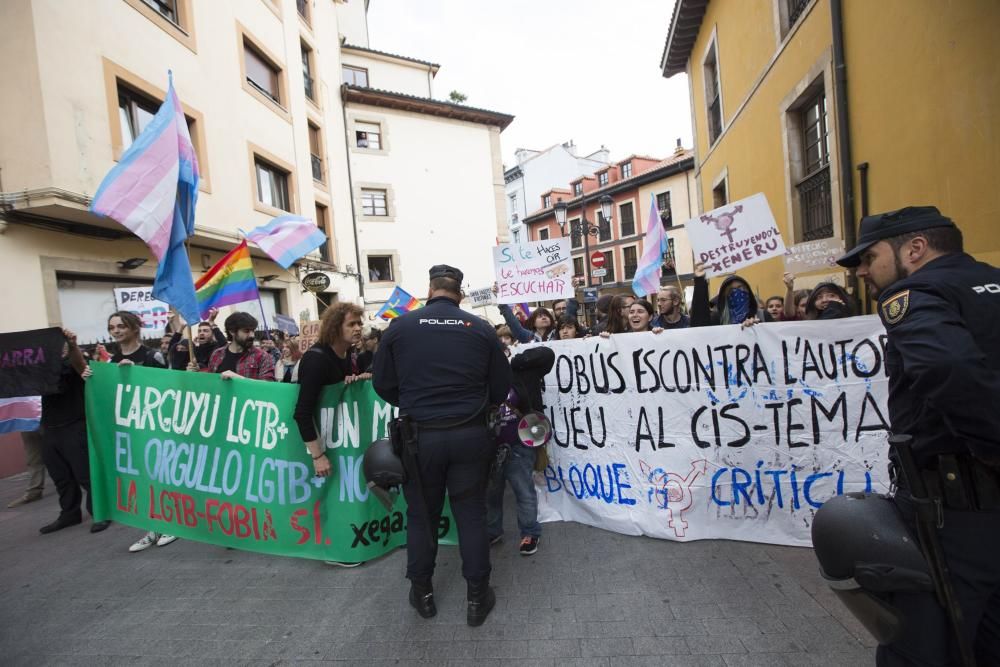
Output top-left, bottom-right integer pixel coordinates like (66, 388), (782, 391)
(673, 138), (685, 156)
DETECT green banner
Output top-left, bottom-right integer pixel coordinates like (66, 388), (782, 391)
(86, 363), (456, 562)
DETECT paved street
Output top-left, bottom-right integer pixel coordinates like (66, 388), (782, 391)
(0, 471), (875, 666)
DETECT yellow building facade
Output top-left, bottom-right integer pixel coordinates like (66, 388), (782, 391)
(661, 0), (1000, 306)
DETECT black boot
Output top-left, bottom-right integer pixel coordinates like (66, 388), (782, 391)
(39, 514), (82, 535)
(466, 578), (495, 627)
(409, 579), (436, 619)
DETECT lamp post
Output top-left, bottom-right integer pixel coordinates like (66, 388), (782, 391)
(554, 193), (614, 289)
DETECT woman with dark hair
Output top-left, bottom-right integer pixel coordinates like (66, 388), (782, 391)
(781, 273), (811, 321)
(293, 302), (367, 566)
(498, 305), (557, 343)
(107, 311), (164, 367)
(805, 283), (854, 320)
(602, 295), (635, 334)
(556, 315), (585, 340)
(600, 300), (665, 336)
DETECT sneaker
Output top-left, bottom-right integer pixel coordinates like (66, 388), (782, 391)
(129, 532), (159, 552)
(489, 534), (503, 546)
(519, 536), (539, 556)
(324, 561), (363, 568)
(156, 534), (178, 547)
(7, 493), (43, 508)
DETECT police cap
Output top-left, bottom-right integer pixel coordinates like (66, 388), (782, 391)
(836, 206), (955, 268)
(428, 264), (464, 284)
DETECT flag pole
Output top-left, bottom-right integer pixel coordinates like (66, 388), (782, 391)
(184, 238), (196, 369)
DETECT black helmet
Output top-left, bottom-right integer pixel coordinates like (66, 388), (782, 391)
(812, 493), (933, 643)
(363, 438), (405, 511)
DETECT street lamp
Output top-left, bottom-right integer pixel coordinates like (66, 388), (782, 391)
(554, 193), (614, 289)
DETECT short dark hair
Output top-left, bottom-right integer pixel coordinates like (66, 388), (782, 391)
(552, 299), (567, 309)
(766, 296), (784, 305)
(429, 276), (461, 296)
(197, 321), (212, 329)
(556, 315), (583, 338)
(224, 312), (258, 339)
(630, 300), (654, 316)
(887, 226), (963, 255)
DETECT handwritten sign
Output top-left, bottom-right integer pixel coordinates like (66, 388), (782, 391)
(86, 365), (456, 561)
(492, 238), (574, 304)
(533, 315), (890, 547)
(466, 287), (495, 307)
(684, 193), (786, 278)
(299, 320), (320, 352)
(784, 238), (844, 275)
(113, 287), (171, 332)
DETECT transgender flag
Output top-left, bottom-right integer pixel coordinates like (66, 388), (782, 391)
(0, 397), (41, 434)
(243, 215), (327, 269)
(632, 194), (670, 297)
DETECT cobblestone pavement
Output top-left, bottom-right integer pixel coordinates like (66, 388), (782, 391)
(0, 472), (875, 666)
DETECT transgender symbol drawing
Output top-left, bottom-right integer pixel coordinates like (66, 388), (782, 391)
(639, 459), (708, 538)
(700, 205), (744, 242)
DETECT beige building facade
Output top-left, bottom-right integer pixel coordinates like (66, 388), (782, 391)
(0, 0), (512, 341)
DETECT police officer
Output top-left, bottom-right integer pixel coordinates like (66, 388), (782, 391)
(836, 206), (1000, 665)
(372, 264), (512, 626)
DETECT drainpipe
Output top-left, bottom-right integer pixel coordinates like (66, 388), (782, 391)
(831, 0), (858, 298)
(340, 85), (366, 303)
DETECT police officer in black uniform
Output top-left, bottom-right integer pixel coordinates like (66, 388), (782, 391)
(373, 264), (512, 626)
(836, 206), (1000, 665)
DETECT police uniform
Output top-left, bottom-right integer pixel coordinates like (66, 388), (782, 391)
(837, 207), (1000, 665)
(372, 264), (511, 623)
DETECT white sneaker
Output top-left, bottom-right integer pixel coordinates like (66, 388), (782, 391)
(324, 560), (363, 568)
(129, 532), (159, 553)
(156, 534), (178, 547)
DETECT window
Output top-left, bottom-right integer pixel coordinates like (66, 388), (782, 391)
(657, 192), (673, 227)
(539, 228), (549, 241)
(367, 256), (393, 282)
(543, 194), (552, 208)
(316, 203), (331, 263)
(355, 121), (381, 149)
(296, 0), (310, 24)
(570, 219), (582, 248)
(573, 183), (583, 196)
(117, 84), (160, 150)
(619, 202), (635, 237)
(573, 257), (584, 279)
(597, 209), (612, 242)
(142, 0), (177, 24)
(343, 65), (369, 87)
(713, 179), (728, 208)
(301, 43), (315, 102)
(598, 172), (608, 187)
(787, 0), (810, 26)
(621, 162), (633, 179)
(362, 189), (388, 216)
(308, 123), (324, 183)
(255, 158), (290, 211)
(245, 42), (280, 104)
(704, 39), (723, 144)
(798, 90), (833, 240)
(601, 251), (615, 284)
(662, 238), (677, 275)
(623, 246), (638, 280)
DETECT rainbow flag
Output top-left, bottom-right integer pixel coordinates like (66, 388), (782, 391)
(195, 241), (259, 318)
(375, 286), (421, 320)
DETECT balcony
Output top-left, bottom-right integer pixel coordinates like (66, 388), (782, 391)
(797, 165), (833, 241)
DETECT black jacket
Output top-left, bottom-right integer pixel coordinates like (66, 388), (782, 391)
(691, 275), (758, 327)
(373, 296), (512, 422)
(879, 252), (1000, 466)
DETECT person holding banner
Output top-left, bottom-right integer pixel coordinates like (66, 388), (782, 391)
(690, 264), (760, 327)
(373, 264), (511, 626)
(653, 286), (690, 330)
(107, 312), (165, 368)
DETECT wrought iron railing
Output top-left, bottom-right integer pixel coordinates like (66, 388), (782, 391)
(797, 165), (833, 241)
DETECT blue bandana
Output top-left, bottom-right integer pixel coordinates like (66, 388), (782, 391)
(727, 288), (750, 324)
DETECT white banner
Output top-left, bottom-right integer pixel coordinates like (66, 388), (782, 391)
(492, 238), (574, 304)
(685, 193), (787, 277)
(533, 315), (890, 547)
(113, 287), (170, 333)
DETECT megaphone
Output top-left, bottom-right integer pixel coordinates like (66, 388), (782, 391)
(517, 411), (552, 448)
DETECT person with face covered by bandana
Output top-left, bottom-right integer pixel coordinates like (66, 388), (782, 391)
(689, 262), (759, 327)
(206, 312), (275, 381)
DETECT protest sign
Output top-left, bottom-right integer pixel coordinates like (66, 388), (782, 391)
(273, 314), (300, 336)
(532, 315), (890, 547)
(298, 320), (320, 352)
(492, 238), (574, 304)
(684, 193), (786, 277)
(0, 328), (67, 398)
(784, 238), (844, 275)
(113, 286), (171, 333)
(86, 364), (456, 561)
(466, 286), (495, 308)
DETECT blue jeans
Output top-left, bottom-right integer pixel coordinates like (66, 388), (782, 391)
(486, 444), (541, 539)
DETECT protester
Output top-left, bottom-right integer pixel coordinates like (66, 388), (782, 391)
(652, 286), (690, 329)
(591, 294), (615, 334)
(38, 329), (110, 534)
(600, 300), (664, 336)
(602, 295), (635, 334)
(166, 308), (226, 369)
(293, 302), (368, 567)
(764, 295), (784, 322)
(781, 273), (810, 321)
(487, 346), (555, 557)
(804, 282), (854, 320)
(156, 333), (172, 367)
(690, 264), (759, 327)
(497, 300), (557, 343)
(551, 298), (579, 321)
(7, 428), (45, 508)
(259, 330), (283, 363)
(556, 316), (585, 340)
(496, 326), (515, 348)
(274, 336), (303, 383)
(207, 312), (276, 380)
(108, 311), (166, 368)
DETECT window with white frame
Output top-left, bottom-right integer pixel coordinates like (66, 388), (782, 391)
(361, 189), (388, 216)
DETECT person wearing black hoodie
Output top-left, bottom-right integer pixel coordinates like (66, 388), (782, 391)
(804, 282), (854, 320)
(690, 263), (759, 327)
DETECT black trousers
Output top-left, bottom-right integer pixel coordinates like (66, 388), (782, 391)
(40, 419), (92, 520)
(402, 423), (493, 583)
(877, 493), (1000, 666)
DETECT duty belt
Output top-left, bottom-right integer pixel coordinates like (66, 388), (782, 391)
(895, 454), (1000, 511)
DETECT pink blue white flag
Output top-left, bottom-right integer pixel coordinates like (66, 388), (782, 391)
(242, 215), (327, 269)
(90, 72), (201, 324)
(0, 396), (41, 434)
(632, 194), (670, 297)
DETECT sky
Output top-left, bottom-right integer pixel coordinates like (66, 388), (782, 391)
(366, 0), (692, 168)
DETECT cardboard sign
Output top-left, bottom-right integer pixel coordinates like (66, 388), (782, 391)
(492, 238), (574, 304)
(299, 320), (320, 352)
(684, 193), (786, 277)
(784, 238), (844, 275)
(0, 327), (67, 398)
(466, 287), (495, 307)
(113, 287), (171, 332)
